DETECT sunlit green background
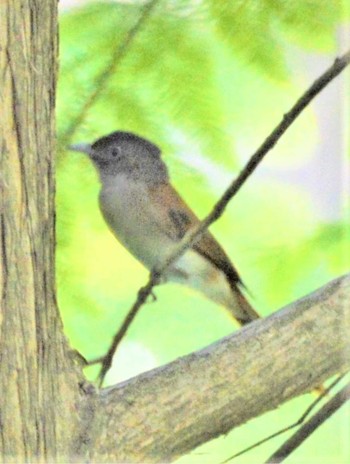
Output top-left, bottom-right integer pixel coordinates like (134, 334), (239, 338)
(57, 1), (350, 462)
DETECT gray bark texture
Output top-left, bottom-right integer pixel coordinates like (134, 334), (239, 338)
(0, 2), (349, 463)
(0, 1), (85, 462)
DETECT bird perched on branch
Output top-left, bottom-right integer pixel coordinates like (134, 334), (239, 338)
(70, 131), (260, 326)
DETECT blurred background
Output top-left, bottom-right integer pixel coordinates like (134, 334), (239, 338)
(57, 1), (349, 462)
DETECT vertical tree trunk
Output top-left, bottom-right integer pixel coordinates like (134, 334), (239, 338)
(0, 1), (83, 461)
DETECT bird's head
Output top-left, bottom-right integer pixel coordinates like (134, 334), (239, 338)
(69, 131), (168, 184)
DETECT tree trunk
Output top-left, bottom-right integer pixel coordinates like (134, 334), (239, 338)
(0, 1), (84, 461)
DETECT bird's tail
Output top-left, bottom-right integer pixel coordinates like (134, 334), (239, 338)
(194, 271), (260, 326)
(230, 286), (260, 326)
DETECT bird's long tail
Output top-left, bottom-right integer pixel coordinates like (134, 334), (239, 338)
(230, 286), (260, 326)
(195, 271), (260, 326)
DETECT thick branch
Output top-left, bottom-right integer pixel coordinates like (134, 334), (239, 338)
(85, 274), (350, 463)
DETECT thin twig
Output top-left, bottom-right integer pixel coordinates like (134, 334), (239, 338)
(60, 0), (161, 147)
(265, 379), (350, 463)
(97, 49), (350, 385)
(97, 276), (160, 386)
(221, 374), (347, 463)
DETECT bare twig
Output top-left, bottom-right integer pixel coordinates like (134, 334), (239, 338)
(60, 0), (161, 147)
(95, 49), (350, 385)
(265, 379), (350, 463)
(221, 374), (347, 463)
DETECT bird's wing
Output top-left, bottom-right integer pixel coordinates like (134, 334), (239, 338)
(148, 182), (243, 289)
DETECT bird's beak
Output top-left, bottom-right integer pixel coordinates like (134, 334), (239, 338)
(68, 143), (92, 155)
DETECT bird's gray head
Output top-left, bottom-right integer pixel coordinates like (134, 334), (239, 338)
(69, 131), (169, 184)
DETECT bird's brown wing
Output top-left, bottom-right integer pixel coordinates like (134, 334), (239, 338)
(148, 183), (243, 290)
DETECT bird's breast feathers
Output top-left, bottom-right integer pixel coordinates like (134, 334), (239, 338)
(98, 176), (175, 268)
(98, 177), (243, 295)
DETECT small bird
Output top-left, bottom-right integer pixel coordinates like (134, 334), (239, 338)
(69, 131), (260, 326)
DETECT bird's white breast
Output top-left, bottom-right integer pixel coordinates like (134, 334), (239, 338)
(98, 174), (172, 269)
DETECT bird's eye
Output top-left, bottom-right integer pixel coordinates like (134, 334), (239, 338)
(111, 146), (121, 158)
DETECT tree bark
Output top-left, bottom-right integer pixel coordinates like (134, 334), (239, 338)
(0, 2), (84, 461)
(86, 274), (350, 463)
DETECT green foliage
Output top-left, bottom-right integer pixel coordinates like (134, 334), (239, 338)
(205, 0), (347, 78)
(58, 0), (345, 166)
(57, 1), (349, 462)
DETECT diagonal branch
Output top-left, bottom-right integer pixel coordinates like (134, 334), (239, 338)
(265, 380), (350, 463)
(60, 0), (161, 147)
(222, 373), (347, 463)
(96, 49), (350, 383)
(85, 274), (350, 463)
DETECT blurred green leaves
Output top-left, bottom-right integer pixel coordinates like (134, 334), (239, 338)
(58, 0), (347, 165)
(57, 0), (348, 370)
(206, 0), (348, 77)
